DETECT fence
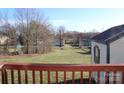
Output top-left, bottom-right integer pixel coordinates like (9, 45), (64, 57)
(0, 62), (124, 84)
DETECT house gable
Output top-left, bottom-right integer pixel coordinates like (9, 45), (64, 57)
(92, 24), (124, 64)
(106, 31), (124, 43)
(92, 24), (124, 44)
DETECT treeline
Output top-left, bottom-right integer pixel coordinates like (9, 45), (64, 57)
(0, 9), (54, 54)
(63, 31), (99, 46)
(0, 9), (100, 55)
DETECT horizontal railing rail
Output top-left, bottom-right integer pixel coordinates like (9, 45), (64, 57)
(0, 62), (124, 84)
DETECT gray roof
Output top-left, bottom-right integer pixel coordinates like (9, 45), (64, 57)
(92, 24), (124, 44)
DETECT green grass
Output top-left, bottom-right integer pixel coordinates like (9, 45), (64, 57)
(0, 45), (91, 84)
(0, 45), (91, 64)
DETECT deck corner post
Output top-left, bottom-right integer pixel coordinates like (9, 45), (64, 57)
(122, 71), (124, 84)
(1, 69), (7, 84)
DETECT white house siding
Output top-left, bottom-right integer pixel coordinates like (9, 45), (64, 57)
(0, 36), (9, 45)
(79, 39), (91, 48)
(91, 41), (107, 64)
(110, 36), (124, 64)
(109, 37), (124, 83)
(91, 41), (107, 83)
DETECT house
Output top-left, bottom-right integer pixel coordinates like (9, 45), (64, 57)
(53, 39), (64, 46)
(0, 33), (9, 45)
(0, 33), (9, 55)
(0, 32), (22, 55)
(79, 39), (91, 48)
(78, 32), (99, 48)
(91, 24), (124, 83)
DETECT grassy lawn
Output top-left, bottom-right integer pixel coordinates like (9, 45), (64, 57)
(0, 45), (91, 84)
(0, 45), (91, 64)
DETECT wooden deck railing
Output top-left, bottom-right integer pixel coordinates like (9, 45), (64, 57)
(0, 63), (124, 84)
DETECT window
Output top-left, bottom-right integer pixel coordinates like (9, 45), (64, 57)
(94, 45), (100, 64)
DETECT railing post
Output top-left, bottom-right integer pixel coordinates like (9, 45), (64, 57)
(105, 72), (109, 84)
(89, 71), (91, 84)
(40, 71), (43, 84)
(80, 71), (83, 84)
(72, 71), (75, 84)
(18, 70), (21, 84)
(97, 71), (100, 84)
(48, 71), (50, 84)
(1, 69), (5, 84)
(113, 71), (116, 84)
(2, 69), (7, 84)
(56, 71), (58, 84)
(122, 71), (124, 84)
(32, 70), (35, 84)
(25, 70), (28, 84)
(64, 71), (66, 84)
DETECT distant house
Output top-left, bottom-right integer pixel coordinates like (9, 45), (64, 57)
(53, 39), (64, 46)
(79, 39), (91, 48)
(0, 32), (22, 55)
(91, 24), (124, 83)
(0, 33), (9, 45)
(78, 32), (99, 48)
(0, 33), (9, 55)
(65, 39), (73, 44)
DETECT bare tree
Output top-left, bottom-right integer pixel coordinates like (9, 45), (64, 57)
(16, 8), (53, 54)
(0, 11), (17, 55)
(16, 9), (39, 53)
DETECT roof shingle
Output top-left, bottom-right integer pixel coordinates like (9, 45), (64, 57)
(92, 24), (124, 43)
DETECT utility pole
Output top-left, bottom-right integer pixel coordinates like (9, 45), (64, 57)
(58, 26), (65, 49)
(59, 29), (62, 48)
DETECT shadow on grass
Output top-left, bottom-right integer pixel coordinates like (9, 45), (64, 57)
(54, 78), (96, 84)
(76, 51), (91, 55)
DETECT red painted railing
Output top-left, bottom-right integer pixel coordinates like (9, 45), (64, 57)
(0, 63), (124, 84)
